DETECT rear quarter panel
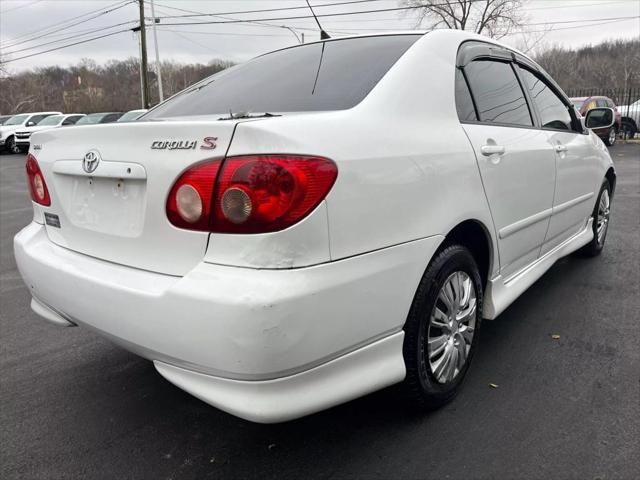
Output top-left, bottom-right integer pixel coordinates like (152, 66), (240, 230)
(224, 31), (497, 275)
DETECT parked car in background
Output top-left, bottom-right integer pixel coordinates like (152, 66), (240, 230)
(617, 99), (639, 139)
(14, 31), (616, 423)
(0, 112), (61, 153)
(0, 115), (13, 125)
(75, 112), (123, 125)
(117, 109), (148, 122)
(15, 114), (85, 152)
(570, 96), (621, 146)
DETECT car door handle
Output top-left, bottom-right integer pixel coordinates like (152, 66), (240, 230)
(555, 144), (568, 153)
(481, 145), (505, 156)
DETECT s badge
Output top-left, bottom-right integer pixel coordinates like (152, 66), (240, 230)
(200, 137), (218, 150)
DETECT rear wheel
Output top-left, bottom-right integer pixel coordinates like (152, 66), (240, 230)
(604, 127), (616, 146)
(402, 244), (483, 409)
(579, 179), (611, 257)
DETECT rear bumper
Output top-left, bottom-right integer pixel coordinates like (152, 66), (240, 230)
(14, 222), (442, 421)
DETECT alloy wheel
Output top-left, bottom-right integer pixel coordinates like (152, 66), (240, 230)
(427, 271), (477, 384)
(596, 189), (610, 245)
(608, 128), (616, 145)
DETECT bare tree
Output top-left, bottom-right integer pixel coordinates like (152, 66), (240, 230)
(403, 0), (525, 38)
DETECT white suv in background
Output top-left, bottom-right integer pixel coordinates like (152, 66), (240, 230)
(0, 111), (61, 153)
(14, 114), (85, 151)
(14, 31), (616, 423)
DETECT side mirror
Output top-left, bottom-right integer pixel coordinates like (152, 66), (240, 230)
(585, 107), (614, 129)
(26, 121), (36, 127)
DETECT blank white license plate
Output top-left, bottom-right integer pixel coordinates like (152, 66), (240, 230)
(62, 176), (147, 237)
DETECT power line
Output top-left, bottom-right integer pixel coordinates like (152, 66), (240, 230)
(152, 5), (639, 28)
(3, 0), (638, 66)
(0, 0), (43, 15)
(1, 28), (133, 64)
(3, 21), (138, 55)
(150, 0), (399, 18)
(157, 28), (291, 38)
(0, 0), (134, 49)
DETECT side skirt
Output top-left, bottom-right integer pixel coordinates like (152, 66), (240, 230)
(483, 218), (593, 319)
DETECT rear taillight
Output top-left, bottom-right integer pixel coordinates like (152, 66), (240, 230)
(166, 155), (337, 233)
(26, 154), (51, 206)
(166, 160), (221, 231)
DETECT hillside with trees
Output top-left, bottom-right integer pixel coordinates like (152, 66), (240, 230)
(0, 58), (232, 115)
(534, 38), (640, 92)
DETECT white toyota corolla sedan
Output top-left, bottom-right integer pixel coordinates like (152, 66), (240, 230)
(14, 30), (615, 423)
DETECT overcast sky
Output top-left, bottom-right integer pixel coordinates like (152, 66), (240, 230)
(1, 0), (639, 73)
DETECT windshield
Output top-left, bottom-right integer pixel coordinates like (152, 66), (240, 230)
(145, 35), (420, 119)
(37, 115), (63, 126)
(76, 114), (103, 125)
(572, 101), (584, 110)
(118, 110), (146, 122)
(5, 114), (29, 125)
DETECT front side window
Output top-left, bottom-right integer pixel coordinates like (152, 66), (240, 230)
(463, 60), (532, 127)
(145, 35), (420, 119)
(518, 67), (572, 131)
(596, 99), (608, 108)
(455, 68), (477, 122)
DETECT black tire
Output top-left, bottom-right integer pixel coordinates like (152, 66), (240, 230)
(603, 127), (616, 146)
(621, 120), (636, 140)
(578, 179), (611, 257)
(402, 244), (483, 410)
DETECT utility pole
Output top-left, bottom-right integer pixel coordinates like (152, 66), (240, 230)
(136, 30), (144, 109)
(138, 0), (150, 108)
(149, 0), (164, 102)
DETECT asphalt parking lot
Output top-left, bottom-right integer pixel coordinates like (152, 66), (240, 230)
(1, 144), (639, 480)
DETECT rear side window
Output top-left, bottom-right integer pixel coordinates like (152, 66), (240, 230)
(145, 35), (419, 119)
(455, 69), (477, 121)
(464, 60), (532, 127)
(518, 67), (572, 131)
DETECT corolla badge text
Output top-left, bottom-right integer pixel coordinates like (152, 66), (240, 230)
(151, 140), (197, 150)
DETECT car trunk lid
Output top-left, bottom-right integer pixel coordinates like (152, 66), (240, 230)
(31, 121), (240, 276)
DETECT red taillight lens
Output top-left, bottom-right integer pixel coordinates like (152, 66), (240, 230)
(166, 160), (221, 231)
(213, 155), (337, 233)
(26, 154), (51, 206)
(166, 155), (337, 233)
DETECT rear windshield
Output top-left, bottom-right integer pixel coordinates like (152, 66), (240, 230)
(145, 35), (420, 119)
(5, 114), (28, 125)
